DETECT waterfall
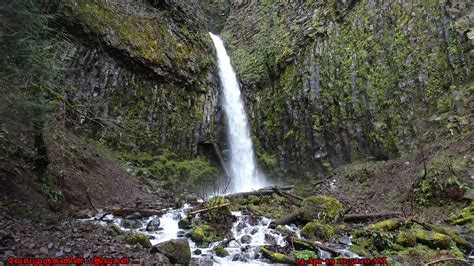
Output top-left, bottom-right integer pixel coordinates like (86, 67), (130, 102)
(209, 33), (267, 193)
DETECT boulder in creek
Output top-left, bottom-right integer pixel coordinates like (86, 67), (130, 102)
(146, 217), (161, 231)
(121, 219), (141, 229)
(124, 212), (142, 220)
(150, 239), (191, 264)
(178, 218), (191, 229)
(240, 235), (252, 244)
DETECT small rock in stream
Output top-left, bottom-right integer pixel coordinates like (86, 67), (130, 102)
(146, 217), (160, 231)
(125, 212), (142, 220)
(264, 234), (277, 245)
(178, 218), (190, 229)
(240, 235), (252, 244)
(338, 235), (351, 245)
(121, 219), (141, 229)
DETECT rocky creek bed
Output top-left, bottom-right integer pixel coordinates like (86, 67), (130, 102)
(1, 186), (472, 265)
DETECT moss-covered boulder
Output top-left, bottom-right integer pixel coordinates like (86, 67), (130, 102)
(123, 233), (152, 248)
(301, 221), (334, 241)
(413, 228), (451, 249)
(423, 223), (470, 250)
(395, 230), (417, 247)
(368, 219), (404, 231)
(450, 203), (473, 225)
(106, 223), (123, 236)
(191, 226), (206, 243)
(248, 195), (260, 205)
(300, 195), (343, 223)
(352, 237), (371, 249)
(213, 243), (229, 257)
(150, 239), (191, 264)
(349, 245), (370, 257)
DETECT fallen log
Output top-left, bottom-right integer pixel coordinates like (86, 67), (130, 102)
(188, 203), (230, 216)
(425, 257), (469, 265)
(293, 238), (341, 256)
(272, 188), (304, 203)
(409, 219), (471, 250)
(225, 185), (294, 199)
(343, 212), (401, 222)
(110, 207), (167, 217)
(259, 247), (295, 264)
(268, 211), (302, 229)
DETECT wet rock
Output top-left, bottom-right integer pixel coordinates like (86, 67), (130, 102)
(146, 217), (160, 231)
(125, 212), (142, 220)
(250, 228), (258, 235)
(177, 231), (186, 238)
(338, 235), (351, 245)
(151, 239), (191, 264)
(178, 218), (191, 229)
(240, 245), (251, 253)
(264, 234), (277, 246)
(240, 235), (252, 244)
(193, 249), (201, 255)
(121, 219), (141, 229)
(213, 243), (229, 257)
(196, 257), (213, 266)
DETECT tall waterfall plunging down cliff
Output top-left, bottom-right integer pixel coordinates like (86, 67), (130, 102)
(210, 33), (268, 193)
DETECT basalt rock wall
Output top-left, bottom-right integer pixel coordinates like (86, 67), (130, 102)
(221, 0), (473, 178)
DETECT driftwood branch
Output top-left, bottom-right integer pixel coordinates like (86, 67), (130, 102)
(188, 203), (230, 216)
(293, 238), (341, 256)
(110, 207), (167, 217)
(225, 186), (294, 198)
(343, 212), (401, 222)
(425, 257), (469, 265)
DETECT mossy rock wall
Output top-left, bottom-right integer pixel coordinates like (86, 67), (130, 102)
(221, 0), (472, 178)
(60, 0), (223, 156)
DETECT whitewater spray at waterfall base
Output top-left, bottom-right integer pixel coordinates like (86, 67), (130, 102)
(210, 33), (268, 193)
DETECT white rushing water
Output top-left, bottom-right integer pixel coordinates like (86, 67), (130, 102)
(209, 33), (268, 194)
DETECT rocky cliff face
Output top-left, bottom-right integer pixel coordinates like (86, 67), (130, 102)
(58, 0), (472, 182)
(221, 0), (473, 178)
(60, 0), (223, 156)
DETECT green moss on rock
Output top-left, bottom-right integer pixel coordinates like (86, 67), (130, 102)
(213, 243), (229, 257)
(106, 223), (123, 236)
(349, 245), (370, 257)
(413, 228), (451, 249)
(123, 233), (152, 248)
(300, 195), (343, 222)
(191, 226), (206, 243)
(395, 230), (416, 247)
(368, 219), (403, 231)
(450, 203), (474, 225)
(301, 221), (334, 240)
